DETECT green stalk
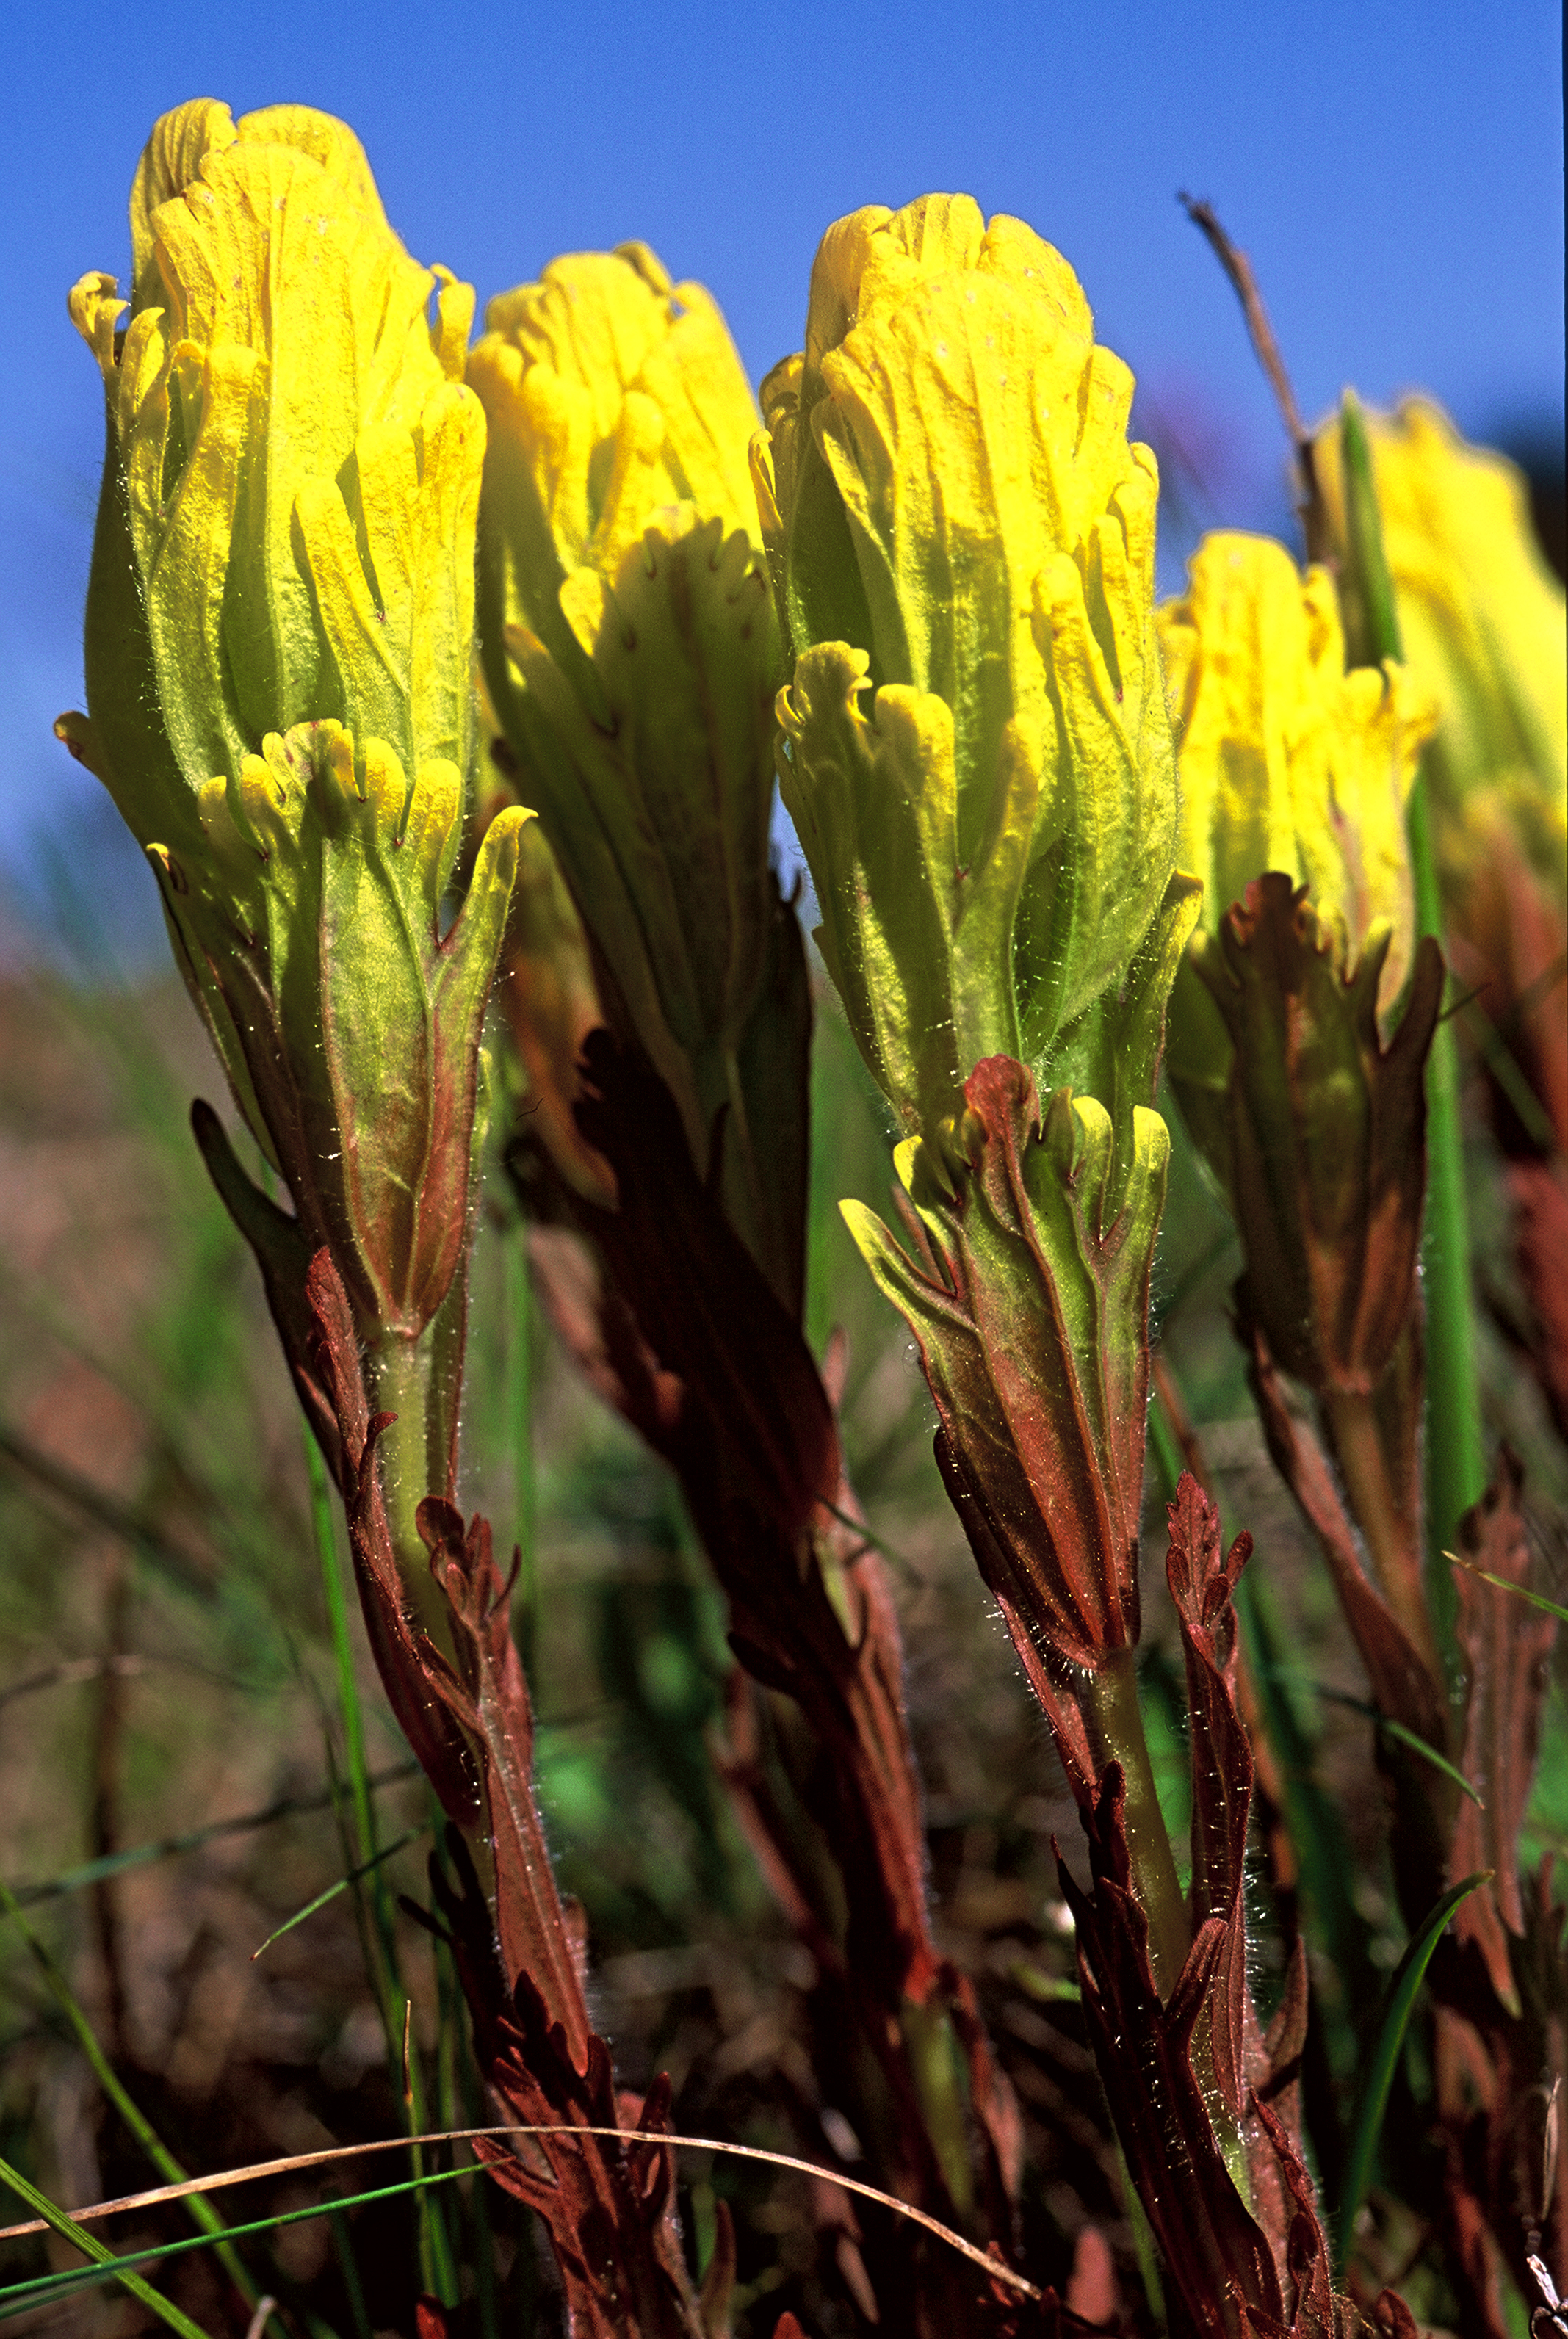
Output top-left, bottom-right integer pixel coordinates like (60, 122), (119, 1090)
(1408, 773), (1486, 1632)
(401, 2000), (460, 2307)
(0, 2154), (213, 2339)
(441, 1920), (500, 2339)
(504, 1230), (537, 1677)
(1339, 392), (1485, 1656)
(328, 2204), (372, 2339)
(1081, 1645), (1190, 1995)
(363, 1326), (454, 1641)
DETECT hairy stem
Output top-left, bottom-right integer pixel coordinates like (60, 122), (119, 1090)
(1082, 1645), (1191, 1995)
(364, 1323), (460, 1650)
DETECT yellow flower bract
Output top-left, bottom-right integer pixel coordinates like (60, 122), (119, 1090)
(756, 193), (1184, 1140)
(1315, 397), (1566, 898)
(469, 242), (763, 673)
(68, 98), (483, 861)
(1160, 531), (1438, 1012)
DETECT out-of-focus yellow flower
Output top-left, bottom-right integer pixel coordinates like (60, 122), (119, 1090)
(59, 100), (525, 1345)
(1313, 398), (1566, 898)
(1158, 531), (1437, 1169)
(1161, 532), (1437, 995)
(754, 193), (1188, 1153)
(469, 245), (795, 1299)
(470, 244), (762, 678)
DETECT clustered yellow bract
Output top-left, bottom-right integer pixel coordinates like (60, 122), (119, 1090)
(1160, 530), (1439, 1011)
(60, 100), (526, 1344)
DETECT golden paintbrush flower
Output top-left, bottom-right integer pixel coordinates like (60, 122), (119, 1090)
(59, 99), (525, 1342)
(754, 192), (1190, 1154)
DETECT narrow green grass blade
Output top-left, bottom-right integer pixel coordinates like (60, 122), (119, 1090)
(1112, 2136), (1166, 2331)
(1339, 392), (1402, 664)
(1267, 1675), (1485, 1807)
(304, 1429), (379, 1881)
(303, 1427), (454, 2300)
(1008, 1962), (1081, 2005)
(250, 1828), (426, 1961)
(0, 2152), (214, 2339)
(447, 1930), (502, 2339)
(1340, 391), (1484, 1659)
(821, 1498), (925, 1577)
(1376, 1717), (1484, 1804)
(1336, 1870), (1490, 2267)
(400, 1997), (460, 2308)
(1145, 1395), (1186, 1513)
(0, 2163), (477, 2320)
(328, 2202), (373, 2339)
(1447, 1553), (1568, 1626)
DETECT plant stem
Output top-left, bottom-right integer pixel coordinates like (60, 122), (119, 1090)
(1409, 771), (1486, 1628)
(364, 1325), (456, 1650)
(504, 1231), (537, 1678)
(1321, 1387), (1442, 1695)
(1339, 389), (1485, 1657)
(1082, 1646), (1190, 1995)
(307, 1398), (454, 2301)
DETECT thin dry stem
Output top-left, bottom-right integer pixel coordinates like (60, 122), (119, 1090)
(1178, 192), (1326, 560)
(0, 2124), (1043, 2304)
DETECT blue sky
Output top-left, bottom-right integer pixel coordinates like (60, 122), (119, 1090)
(3, 0), (1561, 948)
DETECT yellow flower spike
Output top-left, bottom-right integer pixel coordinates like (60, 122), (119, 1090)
(60, 99), (527, 1356)
(470, 241), (795, 1299)
(471, 245), (762, 684)
(1160, 532), (1437, 997)
(757, 192), (1188, 1153)
(74, 95), (482, 852)
(1158, 530), (1437, 1171)
(1312, 397), (1567, 900)
(767, 201), (1202, 1875)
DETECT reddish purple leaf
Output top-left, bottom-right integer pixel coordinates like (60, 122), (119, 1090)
(1166, 1472), (1255, 2115)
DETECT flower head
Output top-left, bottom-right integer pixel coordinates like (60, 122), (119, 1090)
(756, 194), (1188, 1149)
(59, 100), (525, 1342)
(1157, 532), (1445, 1404)
(1312, 398), (1565, 891)
(469, 245), (798, 1301)
(1158, 530), (1438, 1141)
(65, 99), (481, 853)
(469, 242), (762, 679)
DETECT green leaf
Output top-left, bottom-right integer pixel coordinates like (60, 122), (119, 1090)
(1447, 1552), (1568, 1627)
(1265, 1674), (1484, 1807)
(250, 1827), (426, 1960)
(1337, 1870), (1491, 2266)
(0, 2152), (214, 2339)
